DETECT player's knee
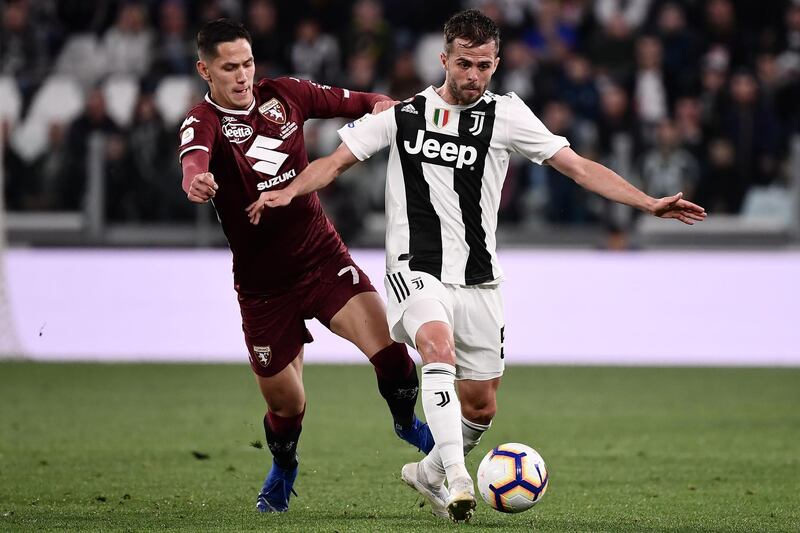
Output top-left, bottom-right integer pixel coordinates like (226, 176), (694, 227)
(462, 399), (496, 425)
(267, 398), (306, 418)
(416, 336), (455, 365)
(415, 322), (455, 365)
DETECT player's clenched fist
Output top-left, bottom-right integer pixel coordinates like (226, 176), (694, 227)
(187, 172), (218, 203)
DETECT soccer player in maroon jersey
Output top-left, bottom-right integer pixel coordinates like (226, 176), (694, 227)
(178, 19), (432, 513)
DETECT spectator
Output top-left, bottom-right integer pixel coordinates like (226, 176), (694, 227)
(632, 34), (670, 132)
(0, 1), (48, 103)
(25, 122), (72, 210)
(699, 47), (729, 132)
(115, 92), (191, 222)
(344, 0), (393, 76)
(559, 54), (600, 122)
(345, 52), (378, 93)
(588, 11), (636, 81)
(639, 119), (700, 200)
(290, 19), (341, 83)
(152, 1), (195, 77)
(386, 50), (424, 100)
(248, 0), (287, 78)
(702, 0), (752, 67)
(673, 95), (706, 160)
(102, 2), (154, 78)
(595, 84), (640, 241)
(523, 0), (578, 63)
(62, 87), (121, 210)
(496, 40), (536, 102)
(696, 137), (737, 213)
(594, 0), (652, 32)
(540, 101), (594, 224)
(719, 70), (781, 208)
(655, 2), (700, 95)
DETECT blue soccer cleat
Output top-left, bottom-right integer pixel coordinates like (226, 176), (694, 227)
(256, 460), (298, 513)
(395, 415), (435, 454)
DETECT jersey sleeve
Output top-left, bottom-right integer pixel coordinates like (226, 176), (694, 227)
(177, 106), (218, 161)
(280, 77), (382, 120)
(336, 109), (395, 161)
(506, 92), (570, 164)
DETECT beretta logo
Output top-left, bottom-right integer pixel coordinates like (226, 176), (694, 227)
(222, 121), (254, 143)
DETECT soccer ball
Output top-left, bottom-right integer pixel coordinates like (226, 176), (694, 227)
(477, 443), (549, 513)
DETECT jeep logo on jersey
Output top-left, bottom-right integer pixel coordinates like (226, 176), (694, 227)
(222, 121), (254, 143)
(403, 130), (478, 169)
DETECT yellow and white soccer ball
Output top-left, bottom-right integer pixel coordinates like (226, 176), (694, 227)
(477, 442), (549, 513)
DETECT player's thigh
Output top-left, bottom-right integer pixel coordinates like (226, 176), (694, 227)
(239, 291), (312, 379)
(457, 377), (501, 424)
(385, 269), (454, 351)
(255, 348), (306, 416)
(328, 291), (393, 358)
(310, 252), (384, 352)
(452, 285), (505, 381)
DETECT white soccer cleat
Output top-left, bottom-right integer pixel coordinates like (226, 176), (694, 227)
(401, 462), (449, 519)
(446, 476), (476, 523)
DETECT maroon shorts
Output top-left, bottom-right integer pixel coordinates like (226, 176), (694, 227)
(238, 251), (376, 377)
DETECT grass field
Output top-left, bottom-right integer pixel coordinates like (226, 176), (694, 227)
(0, 363), (798, 532)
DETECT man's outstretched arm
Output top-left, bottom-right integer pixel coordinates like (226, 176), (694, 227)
(546, 147), (707, 224)
(246, 142), (360, 224)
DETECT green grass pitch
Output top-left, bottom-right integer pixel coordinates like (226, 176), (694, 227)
(1, 363), (798, 532)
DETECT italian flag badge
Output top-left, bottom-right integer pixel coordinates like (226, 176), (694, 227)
(433, 108), (449, 128)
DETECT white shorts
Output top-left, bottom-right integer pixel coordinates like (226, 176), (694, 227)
(384, 269), (505, 381)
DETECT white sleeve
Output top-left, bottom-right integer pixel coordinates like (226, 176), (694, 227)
(337, 109), (395, 161)
(506, 93), (570, 164)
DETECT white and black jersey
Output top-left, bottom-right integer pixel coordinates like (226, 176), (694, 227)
(338, 86), (569, 286)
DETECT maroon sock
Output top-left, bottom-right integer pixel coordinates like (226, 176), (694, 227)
(370, 342), (415, 380)
(263, 407), (305, 469)
(370, 343), (419, 429)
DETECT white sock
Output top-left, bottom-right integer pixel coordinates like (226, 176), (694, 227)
(422, 416), (492, 485)
(461, 416), (491, 456)
(420, 363), (467, 484)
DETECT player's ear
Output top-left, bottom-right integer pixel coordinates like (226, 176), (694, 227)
(440, 51), (447, 70)
(196, 60), (211, 82)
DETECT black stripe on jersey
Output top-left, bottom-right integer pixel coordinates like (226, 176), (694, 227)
(387, 273), (403, 302)
(455, 99), (496, 285)
(395, 272), (411, 297)
(392, 273), (410, 299)
(395, 96), (443, 280)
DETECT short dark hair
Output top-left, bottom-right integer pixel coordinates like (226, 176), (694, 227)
(443, 9), (500, 56)
(197, 18), (252, 59)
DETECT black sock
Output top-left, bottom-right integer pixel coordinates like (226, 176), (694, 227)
(263, 411), (303, 470)
(377, 373), (419, 430)
(370, 343), (419, 430)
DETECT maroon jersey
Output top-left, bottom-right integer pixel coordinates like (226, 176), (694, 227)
(179, 77), (379, 295)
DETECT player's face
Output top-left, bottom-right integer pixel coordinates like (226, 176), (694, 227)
(440, 39), (500, 105)
(197, 38), (255, 110)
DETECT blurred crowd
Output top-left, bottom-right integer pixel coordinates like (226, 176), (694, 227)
(2, 0), (800, 241)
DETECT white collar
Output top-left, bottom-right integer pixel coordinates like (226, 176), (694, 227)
(204, 93), (255, 115)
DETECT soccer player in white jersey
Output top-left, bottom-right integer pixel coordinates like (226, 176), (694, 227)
(247, 9), (706, 522)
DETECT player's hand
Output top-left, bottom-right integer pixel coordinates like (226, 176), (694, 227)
(245, 189), (296, 225)
(651, 192), (707, 225)
(187, 172), (218, 203)
(372, 99), (399, 114)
